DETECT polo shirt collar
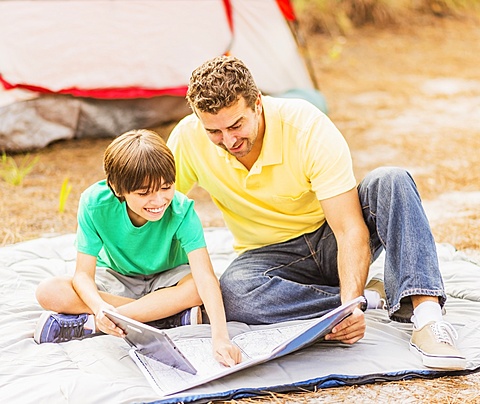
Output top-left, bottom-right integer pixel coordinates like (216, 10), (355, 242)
(260, 96), (283, 166)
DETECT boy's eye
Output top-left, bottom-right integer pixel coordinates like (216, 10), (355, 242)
(161, 184), (172, 190)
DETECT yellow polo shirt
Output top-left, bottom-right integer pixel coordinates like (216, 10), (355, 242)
(167, 96), (356, 254)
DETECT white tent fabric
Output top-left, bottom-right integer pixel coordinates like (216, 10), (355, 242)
(0, 0), (311, 97)
(0, 1), (231, 94)
(0, 0), (315, 151)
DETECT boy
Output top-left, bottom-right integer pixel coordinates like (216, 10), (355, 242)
(34, 129), (241, 367)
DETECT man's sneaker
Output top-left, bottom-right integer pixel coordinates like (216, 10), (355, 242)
(365, 278), (387, 309)
(147, 306), (202, 329)
(34, 312), (94, 344)
(410, 321), (467, 370)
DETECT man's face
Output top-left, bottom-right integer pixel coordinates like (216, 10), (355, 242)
(195, 95), (263, 159)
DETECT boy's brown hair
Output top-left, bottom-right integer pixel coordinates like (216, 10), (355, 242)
(104, 129), (175, 197)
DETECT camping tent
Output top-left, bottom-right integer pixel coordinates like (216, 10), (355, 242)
(0, 0), (322, 152)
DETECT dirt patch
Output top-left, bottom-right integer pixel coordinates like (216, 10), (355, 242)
(1, 12), (480, 402)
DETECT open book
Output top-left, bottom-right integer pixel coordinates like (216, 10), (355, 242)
(104, 296), (365, 398)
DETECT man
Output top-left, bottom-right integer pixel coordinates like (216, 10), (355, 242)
(167, 55), (466, 370)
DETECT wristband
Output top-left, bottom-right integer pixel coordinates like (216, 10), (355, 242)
(359, 295), (368, 312)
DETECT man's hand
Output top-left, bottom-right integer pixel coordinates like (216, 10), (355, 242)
(324, 307), (366, 344)
(212, 337), (243, 367)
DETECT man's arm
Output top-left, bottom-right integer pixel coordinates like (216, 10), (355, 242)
(320, 187), (371, 344)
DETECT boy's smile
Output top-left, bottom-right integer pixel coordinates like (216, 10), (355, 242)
(123, 183), (175, 227)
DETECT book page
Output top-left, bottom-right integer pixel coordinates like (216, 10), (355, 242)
(133, 322), (317, 396)
(232, 321), (314, 358)
(133, 337), (254, 396)
(132, 297), (363, 397)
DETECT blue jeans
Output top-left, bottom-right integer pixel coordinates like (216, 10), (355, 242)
(220, 167), (446, 324)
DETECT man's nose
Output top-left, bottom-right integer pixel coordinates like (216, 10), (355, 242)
(223, 131), (237, 148)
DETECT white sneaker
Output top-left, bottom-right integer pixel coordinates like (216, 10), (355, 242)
(410, 321), (467, 370)
(365, 278), (387, 309)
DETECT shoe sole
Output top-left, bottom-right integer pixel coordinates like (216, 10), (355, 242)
(190, 306), (202, 325)
(409, 343), (467, 370)
(33, 311), (54, 344)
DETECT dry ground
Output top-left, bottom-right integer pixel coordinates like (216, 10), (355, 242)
(1, 12), (480, 404)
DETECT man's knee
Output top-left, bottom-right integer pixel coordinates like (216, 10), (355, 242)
(365, 167), (413, 187)
(360, 167), (418, 203)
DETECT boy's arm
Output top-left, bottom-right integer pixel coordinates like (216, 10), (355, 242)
(187, 247), (242, 366)
(72, 252), (124, 337)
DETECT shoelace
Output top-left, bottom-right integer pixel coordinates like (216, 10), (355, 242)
(430, 321), (458, 346)
(57, 319), (86, 342)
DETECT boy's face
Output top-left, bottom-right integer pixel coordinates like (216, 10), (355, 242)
(122, 182), (175, 227)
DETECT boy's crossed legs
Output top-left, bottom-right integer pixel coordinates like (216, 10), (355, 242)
(34, 265), (202, 343)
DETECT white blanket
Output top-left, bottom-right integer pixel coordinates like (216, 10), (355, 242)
(1, 228), (479, 403)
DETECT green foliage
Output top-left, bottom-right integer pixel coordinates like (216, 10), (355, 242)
(58, 177), (72, 214)
(0, 152), (39, 186)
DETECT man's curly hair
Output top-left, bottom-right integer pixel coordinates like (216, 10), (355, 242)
(186, 56), (259, 114)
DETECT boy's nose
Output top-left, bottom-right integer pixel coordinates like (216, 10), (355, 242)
(150, 192), (165, 204)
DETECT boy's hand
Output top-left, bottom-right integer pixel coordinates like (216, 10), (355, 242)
(94, 305), (125, 338)
(213, 338), (243, 367)
(324, 307), (366, 344)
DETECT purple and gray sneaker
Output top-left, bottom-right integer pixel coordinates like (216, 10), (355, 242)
(34, 312), (93, 344)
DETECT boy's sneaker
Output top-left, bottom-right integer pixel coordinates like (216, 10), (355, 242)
(147, 306), (202, 329)
(410, 321), (467, 370)
(34, 312), (94, 344)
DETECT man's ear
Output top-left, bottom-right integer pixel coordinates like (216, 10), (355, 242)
(255, 93), (263, 114)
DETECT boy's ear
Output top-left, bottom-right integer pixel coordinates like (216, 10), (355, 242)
(108, 182), (121, 197)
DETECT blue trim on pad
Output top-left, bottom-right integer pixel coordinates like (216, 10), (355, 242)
(148, 367), (480, 403)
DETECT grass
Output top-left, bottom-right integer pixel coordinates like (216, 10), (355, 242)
(0, 152), (39, 186)
(58, 177), (72, 214)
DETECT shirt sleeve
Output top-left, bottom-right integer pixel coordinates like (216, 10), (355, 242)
(75, 192), (103, 257)
(173, 195), (206, 254)
(167, 116), (200, 195)
(302, 114), (357, 200)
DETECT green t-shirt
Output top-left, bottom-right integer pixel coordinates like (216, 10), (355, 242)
(75, 180), (206, 276)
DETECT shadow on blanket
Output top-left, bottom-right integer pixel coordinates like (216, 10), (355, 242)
(1, 228), (479, 403)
